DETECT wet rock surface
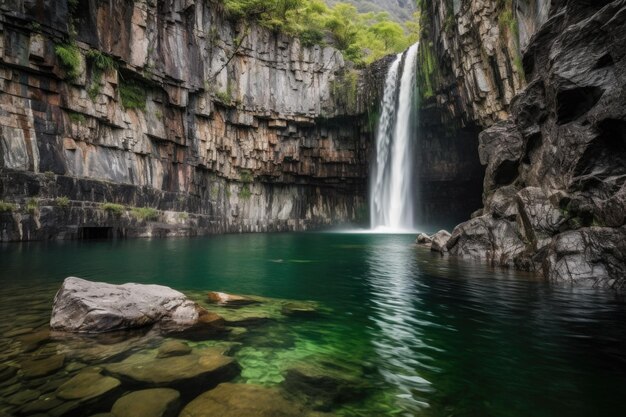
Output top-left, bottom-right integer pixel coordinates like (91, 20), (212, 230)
(445, 0), (626, 288)
(50, 277), (208, 333)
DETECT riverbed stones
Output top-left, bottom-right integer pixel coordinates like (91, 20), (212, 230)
(111, 388), (180, 417)
(207, 291), (259, 307)
(157, 340), (191, 358)
(282, 360), (369, 411)
(50, 277), (210, 333)
(103, 347), (239, 392)
(20, 353), (65, 378)
(56, 371), (121, 401)
(179, 383), (327, 417)
(7, 389), (40, 406)
(18, 393), (64, 414)
(281, 302), (318, 316)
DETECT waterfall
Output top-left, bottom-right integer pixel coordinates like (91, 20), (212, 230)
(370, 43), (420, 232)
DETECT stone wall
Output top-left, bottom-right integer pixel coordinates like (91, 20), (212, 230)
(0, 0), (377, 241)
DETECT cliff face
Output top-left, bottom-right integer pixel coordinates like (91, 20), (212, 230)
(412, 0), (545, 231)
(0, 0), (375, 241)
(437, 0), (626, 289)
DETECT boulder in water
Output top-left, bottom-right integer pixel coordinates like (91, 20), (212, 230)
(430, 230), (451, 253)
(50, 277), (214, 333)
(415, 233), (432, 247)
(207, 291), (259, 307)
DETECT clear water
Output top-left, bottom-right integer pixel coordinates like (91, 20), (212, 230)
(1, 233), (626, 416)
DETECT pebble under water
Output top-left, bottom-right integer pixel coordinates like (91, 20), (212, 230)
(1, 232), (625, 417)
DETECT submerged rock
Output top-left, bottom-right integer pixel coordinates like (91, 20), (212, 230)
(281, 302), (318, 316)
(282, 359), (370, 411)
(179, 383), (331, 417)
(50, 277), (212, 333)
(207, 292), (259, 307)
(111, 388), (180, 417)
(20, 354), (65, 379)
(157, 340), (192, 358)
(103, 347), (239, 393)
(56, 370), (121, 401)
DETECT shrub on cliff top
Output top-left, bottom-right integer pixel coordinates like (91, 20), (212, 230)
(55, 43), (82, 80)
(222, 0), (417, 65)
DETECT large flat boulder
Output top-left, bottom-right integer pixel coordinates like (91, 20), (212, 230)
(50, 277), (209, 333)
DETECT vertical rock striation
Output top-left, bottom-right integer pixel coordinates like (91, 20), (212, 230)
(0, 0), (379, 241)
(442, 0), (626, 289)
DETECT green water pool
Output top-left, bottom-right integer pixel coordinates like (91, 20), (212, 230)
(1, 232), (625, 416)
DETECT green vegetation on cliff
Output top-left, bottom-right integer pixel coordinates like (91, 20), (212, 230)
(222, 0), (418, 64)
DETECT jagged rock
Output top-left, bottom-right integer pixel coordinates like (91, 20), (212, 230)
(179, 383), (331, 417)
(157, 340), (192, 358)
(515, 187), (566, 250)
(430, 230), (452, 253)
(49, 277), (211, 333)
(103, 347), (239, 393)
(446, 0), (626, 287)
(207, 292), (259, 307)
(542, 227), (626, 289)
(111, 388), (180, 417)
(479, 121), (524, 192)
(415, 233), (432, 246)
(447, 215), (527, 267)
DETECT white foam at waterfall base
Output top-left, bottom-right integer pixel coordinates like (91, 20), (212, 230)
(370, 42), (420, 233)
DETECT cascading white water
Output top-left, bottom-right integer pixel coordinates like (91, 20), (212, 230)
(370, 43), (420, 232)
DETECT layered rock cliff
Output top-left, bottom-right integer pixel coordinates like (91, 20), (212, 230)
(426, 0), (626, 289)
(0, 0), (376, 241)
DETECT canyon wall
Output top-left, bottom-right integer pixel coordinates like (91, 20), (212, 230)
(0, 0), (377, 241)
(423, 0), (626, 289)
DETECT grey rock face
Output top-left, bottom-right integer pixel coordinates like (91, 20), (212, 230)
(0, 1), (378, 241)
(430, 230), (452, 253)
(447, 0), (626, 288)
(50, 277), (205, 333)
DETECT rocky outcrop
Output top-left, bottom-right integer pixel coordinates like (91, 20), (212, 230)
(0, 0), (377, 241)
(50, 277), (216, 333)
(412, 0), (549, 229)
(445, 0), (626, 289)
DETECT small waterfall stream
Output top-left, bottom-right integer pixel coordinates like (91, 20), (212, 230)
(370, 43), (420, 232)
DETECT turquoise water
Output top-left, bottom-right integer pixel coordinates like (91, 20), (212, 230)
(1, 232), (626, 416)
